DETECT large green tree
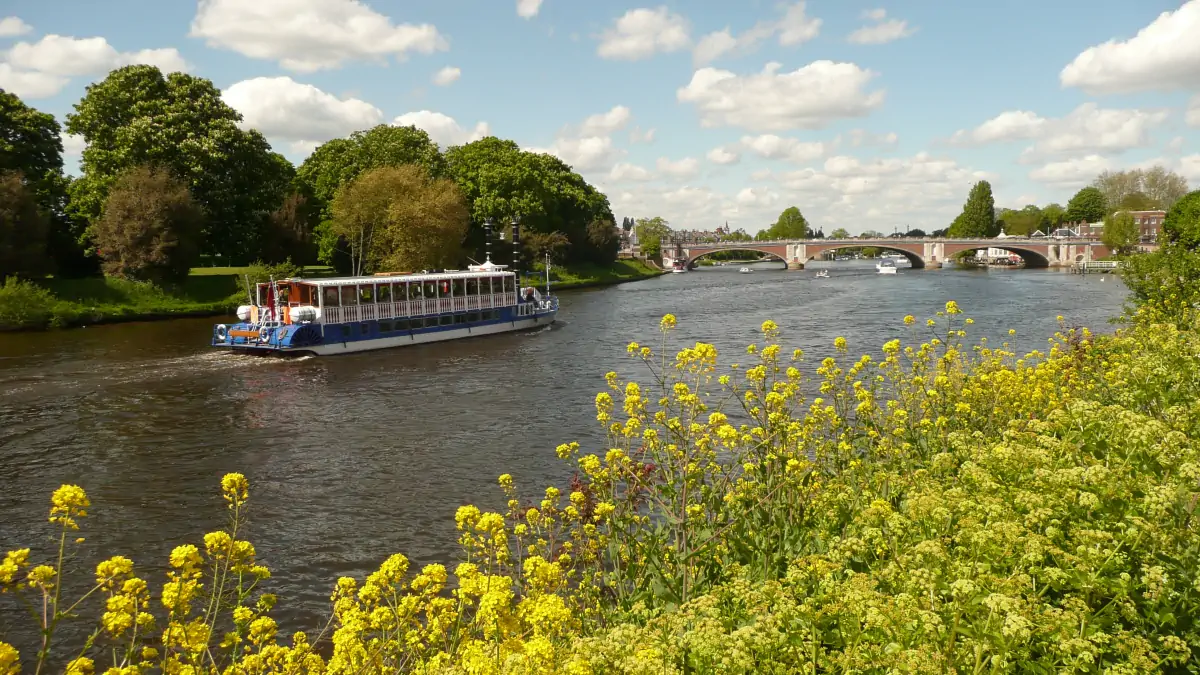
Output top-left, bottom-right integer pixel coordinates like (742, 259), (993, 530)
(1162, 190), (1200, 250)
(1092, 166), (1189, 212)
(1064, 186), (1107, 225)
(0, 89), (90, 275)
(948, 180), (996, 237)
(996, 205), (1043, 236)
(0, 171), (51, 278)
(66, 65), (293, 262)
(330, 165), (468, 276)
(762, 206), (809, 239)
(829, 228), (851, 239)
(1101, 211), (1138, 255)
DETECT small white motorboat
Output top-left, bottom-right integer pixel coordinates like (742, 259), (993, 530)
(876, 259), (898, 275)
(739, 267), (752, 274)
(815, 269), (829, 278)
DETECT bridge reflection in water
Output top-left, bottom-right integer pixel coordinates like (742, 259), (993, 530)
(665, 237), (1114, 270)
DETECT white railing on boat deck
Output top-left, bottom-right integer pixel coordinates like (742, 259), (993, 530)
(320, 292), (515, 325)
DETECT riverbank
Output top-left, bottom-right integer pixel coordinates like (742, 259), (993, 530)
(0, 259), (665, 331)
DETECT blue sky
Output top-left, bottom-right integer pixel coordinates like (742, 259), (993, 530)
(2, 0), (1199, 234)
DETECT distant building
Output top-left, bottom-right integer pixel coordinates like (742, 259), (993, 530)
(1118, 209), (1166, 243)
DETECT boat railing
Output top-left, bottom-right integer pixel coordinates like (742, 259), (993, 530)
(320, 292), (514, 325)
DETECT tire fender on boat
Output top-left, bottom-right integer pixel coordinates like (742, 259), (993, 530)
(215, 324), (228, 341)
(258, 326), (270, 343)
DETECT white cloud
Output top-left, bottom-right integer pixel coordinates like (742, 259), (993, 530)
(740, 134), (829, 163)
(629, 126), (656, 144)
(0, 35), (187, 98)
(393, 110), (490, 148)
(579, 105), (631, 135)
(1028, 155), (1113, 186)
(608, 162), (654, 182)
(847, 8), (917, 45)
(0, 63), (67, 99)
(432, 66), (460, 86)
(1060, 1), (1200, 94)
(190, 0), (447, 72)
(596, 6), (690, 61)
(1180, 154), (1200, 184)
(529, 135), (623, 172)
(0, 16), (32, 37)
(1167, 136), (1186, 153)
(735, 186), (780, 208)
(692, 1), (820, 66)
(5, 35), (188, 77)
(950, 103), (1168, 160)
(516, 0), (543, 19)
(656, 156), (700, 178)
(677, 60), (884, 131)
(223, 77), (384, 152)
(1188, 95), (1200, 128)
(61, 133), (86, 156)
(706, 146), (740, 165)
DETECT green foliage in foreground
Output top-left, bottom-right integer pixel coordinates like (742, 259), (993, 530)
(3, 298), (1199, 673)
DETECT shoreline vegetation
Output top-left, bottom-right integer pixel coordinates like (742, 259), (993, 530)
(3, 296), (1200, 672)
(0, 259), (664, 332)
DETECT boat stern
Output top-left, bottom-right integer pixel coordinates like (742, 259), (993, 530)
(211, 322), (324, 354)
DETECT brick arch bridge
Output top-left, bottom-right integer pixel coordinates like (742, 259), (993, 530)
(667, 238), (1111, 270)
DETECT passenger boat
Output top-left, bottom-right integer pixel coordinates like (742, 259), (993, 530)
(815, 269), (829, 278)
(739, 267), (752, 274)
(671, 260), (687, 273)
(876, 259), (897, 275)
(211, 261), (556, 356)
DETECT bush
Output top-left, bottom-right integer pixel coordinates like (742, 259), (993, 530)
(3, 304), (1199, 672)
(237, 259), (301, 300)
(1162, 190), (1200, 250)
(0, 171), (51, 278)
(92, 165), (203, 284)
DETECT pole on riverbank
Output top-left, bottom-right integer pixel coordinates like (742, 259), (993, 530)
(484, 217), (494, 263)
(511, 217), (521, 287)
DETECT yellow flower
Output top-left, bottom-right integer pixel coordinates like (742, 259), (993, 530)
(945, 300), (962, 314)
(903, 315), (915, 325)
(95, 555), (134, 590)
(49, 484), (89, 530)
(834, 336), (847, 350)
(927, 319), (936, 327)
(64, 656), (94, 675)
(498, 473), (514, 489)
(761, 319), (778, 334)
(0, 642), (17, 675)
(1, 549), (30, 585)
(221, 473), (250, 507)
(27, 565), (56, 592)
(660, 313), (677, 331)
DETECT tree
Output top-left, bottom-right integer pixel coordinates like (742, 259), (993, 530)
(1118, 191), (1156, 212)
(996, 205), (1042, 236)
(764, 206), (809, 239)
(723, 229), (752, 242)
(585, 219), (620, 265)
(1040, 204), (1065, 231)
(830, 228), (851, 239)
(860, 230), (885, 239)
(0, 171), (50, 277)
(260, 191), (314, 265)
(1162, 190), (1200, 250)
(92, 165), (203, 283)
(930, 228), (948, 237)
(813, 228), (825, 239)
(1065, 187), (1107, 224)
(1102, 211), (1139, 255)
(1092, 166), (1189, 212)
(948, 180), (996, 237)
(634, 216), (671, 255)
(66, 66), (292, 261)
(330, 165), (468, 276)
(524, 231), (571, 264)
(904, 228), (926, 237)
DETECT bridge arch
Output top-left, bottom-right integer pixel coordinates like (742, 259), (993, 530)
(943, 244), (1050, 268)
(808, 244), (926, 269)
(686, 247), (787, 268)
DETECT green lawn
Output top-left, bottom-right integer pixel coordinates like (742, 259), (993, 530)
(535, 259), (664, 290)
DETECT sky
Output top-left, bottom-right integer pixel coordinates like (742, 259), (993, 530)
(2, 0), (1200, 235)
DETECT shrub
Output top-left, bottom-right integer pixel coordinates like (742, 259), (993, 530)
(3, 305), (1199, 672)
(0, 276), (57, 329)
(92, 165), (203, 284)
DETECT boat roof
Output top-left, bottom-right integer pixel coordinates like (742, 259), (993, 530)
(281, 268), (515, 287)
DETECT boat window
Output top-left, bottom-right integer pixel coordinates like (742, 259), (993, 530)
(407, 282), (420, 299)
(504, 276), (515, 294)
(454, 314), (467, 325)
(359, 322), (370, 336)
(323, 286), (340, 307)
(277, 284), (291, 304)
(359, 285), (375, 304)
(425, 281), (438, 298)
(440, 315), (453, 326)
(340, 285), (358, 306)
(377, 284), (391, 303)
(466, 278), (479, 295)
(452, 278), (465, 296)
(340, 325), (351, 339)
(379, 320), (392, 332)
(396, 319), (409, 331)
(467, 312), (480, 323)
(425, 317), (439, 328)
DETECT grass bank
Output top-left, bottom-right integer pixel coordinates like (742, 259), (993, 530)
(0, 260), (661, 331)
(538, 258), (665, 290)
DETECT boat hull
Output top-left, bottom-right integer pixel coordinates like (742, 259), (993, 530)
(215, 310), (556, 356)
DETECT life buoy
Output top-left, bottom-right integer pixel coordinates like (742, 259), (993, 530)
(216, 324), (228, 341)
(258, 326), (269, 343)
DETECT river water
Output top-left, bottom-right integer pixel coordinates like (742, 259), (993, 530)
(0, 260), (1128, 641)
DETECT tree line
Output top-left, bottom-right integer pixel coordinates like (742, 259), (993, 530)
(0, 66), (619, 285)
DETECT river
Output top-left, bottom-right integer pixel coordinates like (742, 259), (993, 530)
(0, 260), (1128, 641)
